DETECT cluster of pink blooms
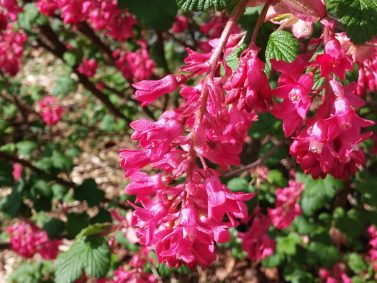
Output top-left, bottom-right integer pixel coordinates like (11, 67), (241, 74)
(241, 177), (303, 261)
(319, 264), (352, 283)
(0, 26), (27, 76)
(368, 225), (377, 271)
(37, 95), (65, 126)
(7, 221), (61, 259)
(119, 0), (375, 267)
(98, 248), (156, 283)
(12, 163), (22, 182)
(35, 0), (137, 41)
(77, 58), (98, 78)
(113, 41), (155, 82)
(171, 16), (189, 34)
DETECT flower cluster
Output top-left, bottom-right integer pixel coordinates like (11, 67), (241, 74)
(368, 225), (377, 271)
(268, 179), (303, 230)
(77, 58), (98, 78)
(0, 26), (27, 76)
(319, 263), (352, 283)
(36, 0), (137, 41)
(113, 41), (155, 82)
(7, 221), (61, 259)
(37, 95), (65, 126)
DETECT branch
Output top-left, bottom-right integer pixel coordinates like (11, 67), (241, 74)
(36, 23), (130, 122)
(223, 141), (286, 178)
(0, 151), (75, 187)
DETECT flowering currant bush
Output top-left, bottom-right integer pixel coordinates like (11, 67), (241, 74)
(1, 0), (377, 282)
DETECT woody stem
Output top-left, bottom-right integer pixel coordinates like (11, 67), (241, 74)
(186, 0), (249, 178)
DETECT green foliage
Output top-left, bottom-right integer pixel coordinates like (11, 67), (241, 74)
(55, 235), (111, 283)
(74, 179), (105, 207)
(52, 76), (77, 96)
(297, 174), (343, 216)
(265, 30), (300, 75)
(8, 261), (54, 283)
(118, 0), (178, 31)
(176, 0), (233, 11)
(331, 0), (377, 44)
(227, 177), (249, 192)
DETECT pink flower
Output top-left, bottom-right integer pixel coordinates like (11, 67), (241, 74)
(37, 96), (65, 126)
(268, 180), (303, 229)
(1, 0), (23, 21)
(280, 0), (326, 22)
(7, 221), (61, 259)
(319, 264), (352, 283)
(171, 16), (189, 33)
(240, 212), (276, 261)
(114, 41), (155, 82)
(133, 74), (186, 106)
(271, 57), (313, 137)
(77, 58), (98, 78)
(36, 0), (59, 16)
(0, 26), (27, 76)
(0, 12), (8, 31)
(12, 163), (22, 182)
(316, 39), (353, 80)
(368, 226), (377, 271)
(225, 45), (271, 113)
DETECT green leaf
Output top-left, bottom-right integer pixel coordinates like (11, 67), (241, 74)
(298, 174), (343, 216)
(77, 223), (112, 239)
(346, 253), (368, 273)
(118, 0), (178, 31)
(176, 0), (229, 11)
(265, 30), (300, 75)
(16, 140), (37, 158)
(74, 179), (105, 207)
(307, 242), (340, 267)
(66, 212), (90, 238)
(227, 178), (249, 192)
(82, 236), (111, 278)
(334, 0), (377, 44)
(52, 76), (77, 96)
(55, 241), (86, 283)
(277, 233), (301, 256)
(43, 218), (66, 239)
(55, 236), (110, 283)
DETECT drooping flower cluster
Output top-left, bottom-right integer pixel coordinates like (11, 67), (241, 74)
(35, 0), (137, 41)
(368, 225), (377, 271)
(7, 221), (61, 259)
(77, 58), (98, 78)
(37, 95), (65, 126)
(119, 0), (376, 268)
(0, 26), (27, 76)
(120, 12), (256, 266)
(268, 179), (303, 230)
(239, 211), (276, 261)
(319, 263), (352, 283)
(113, 41), (155, 82)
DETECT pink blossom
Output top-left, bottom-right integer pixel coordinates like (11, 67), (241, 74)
(271, 57), (313, 137)
(77, 58), (98, 78)
(225, 45), (271, 113)
(114, 41), (155, 82)
(0, 26), (27, 76)
(1, 0), (22, 21)
(316, 39), (353, 80)
(56, 0), (87, 24)
(240, 212), (276, 261)
(280, 0), (326, 22)
(268, 180), (303, 229)
(0, 12), (8, 31)
(7, 221), (61, 259)
(319, 264), (352, 283)
(171, 16), (189, 33)
(37, 96), (65, 126)
(12, 163), (22, 182)
(368, 226), (377, 271)
(36, 0), (59, 16)
(133, 75), (186, 106)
